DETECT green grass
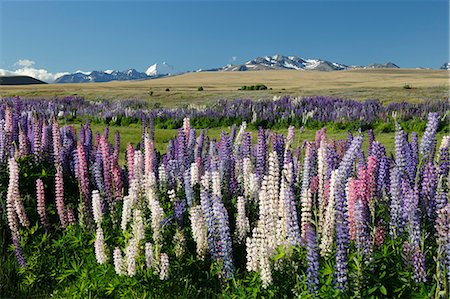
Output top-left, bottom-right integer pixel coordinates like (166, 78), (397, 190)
(67, 122), (448, 165)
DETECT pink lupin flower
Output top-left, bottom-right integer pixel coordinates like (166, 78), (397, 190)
(112, 164), (123, 201)
(8, 158), (29, 227)
(67, 208), (76, 225)
(55, 165), (67, 227)
(77, 142), (91, 223)
(36, 179), (49, 229)
(347, 178), (359, 241)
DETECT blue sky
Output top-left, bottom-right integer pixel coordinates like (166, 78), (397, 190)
(0, 0), (448, 80)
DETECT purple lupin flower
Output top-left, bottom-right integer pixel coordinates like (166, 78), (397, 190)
(435, 203), (450, 286)
(419, 112), (439, 161)
(305, 224), (319, 295)
(411, 247), (427, 283)
(12, 236), (27, 268)
(420, 161), (437, 222)
(334, 135), (363, 291)
(256, 128), (267, 178)
(212, 194), (234, 278)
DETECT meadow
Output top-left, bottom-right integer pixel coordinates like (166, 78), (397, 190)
(0, 69), (448, 106)
(0, 94), (449, 298)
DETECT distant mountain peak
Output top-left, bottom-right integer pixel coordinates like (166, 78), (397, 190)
(55, 64), (174, 83)
(212, 54), (349, 72)
(440, 62), (450, 70)
(366, 62), (400, 69)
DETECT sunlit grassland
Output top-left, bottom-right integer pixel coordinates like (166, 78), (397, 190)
(2, 69), (448, 106)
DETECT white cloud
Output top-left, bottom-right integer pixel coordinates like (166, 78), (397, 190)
(0, 59), (69, 83)
(14, 59), (35, 68)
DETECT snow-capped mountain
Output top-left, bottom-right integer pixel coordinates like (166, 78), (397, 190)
(210, 55), (349, 72)
(145, 62), (175, 76)
(440, 63), (450, 70)
(365, 62), (400, 69)
(55, 66), (171, 83)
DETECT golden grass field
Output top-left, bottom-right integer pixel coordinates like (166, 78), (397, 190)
(1, 69), (448, 106)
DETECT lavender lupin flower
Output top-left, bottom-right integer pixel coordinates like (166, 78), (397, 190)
(419, 112), (439, 161)
(305, 224), (319, 295)
(334, 135), (363, 291)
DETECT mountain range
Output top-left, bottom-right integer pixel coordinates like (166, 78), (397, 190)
(52, 55), (448, 83)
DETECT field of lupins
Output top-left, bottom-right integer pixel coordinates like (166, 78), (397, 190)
(0, 97), (449, 298)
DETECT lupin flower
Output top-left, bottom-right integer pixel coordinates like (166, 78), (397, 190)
(235, 196), (250, 244)
(55, 165), (67, 227)
(189, 206), (209, 259)
(159, 253), (169, 280)
(92, 190), (103, 225)
(419, 112), (439, 160)
(8, 158), (29, 227)
(334, 135), (363, 291)
(94, 226), (108, 264)
(145, 242), (155, 270)
(173, 228), (186, 258)
(77, 143), (91, 225)
(256, 128), (267, 177)
(12, 235), (27, 268)
(36, 179), (49, 229)
(113, 247), (126, 275)
(305, 224), (319, 295)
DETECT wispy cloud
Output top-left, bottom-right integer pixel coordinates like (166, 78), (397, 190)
(231, 56), (237, 62)
(0, 59), (68, 82)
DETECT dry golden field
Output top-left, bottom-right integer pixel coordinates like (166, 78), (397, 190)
(1, 69), (448, 106)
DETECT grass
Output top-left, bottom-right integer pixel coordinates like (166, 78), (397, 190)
(2, 69), (448, 106)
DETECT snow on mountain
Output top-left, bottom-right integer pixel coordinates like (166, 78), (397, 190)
(440, 63), (450, 70)
(215, 55), (349, 72)
(55, 66), (171, 83)
(145, 62), (175, 76)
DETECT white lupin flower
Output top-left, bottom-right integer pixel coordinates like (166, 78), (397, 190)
(126, 238), (137, 276)
(173, 228), (186, 258)
(151, 199), (164, 244)
(320, 170), (338, 257)
(235, 196), (250, 244)
(158, 165), (166, 186)
(145, 242), (155, 270)
(183, 117), (190, 135)
(168, 189), (176, 202)
(113, 247), (125, 275)
(121, 195), (132, 231)
(189, 206), (208, 259)
(317, 140), (327, 235)
(92, 190), (102, 225)
(234, 122), (247, 152)
(159, 252), (169, 280)
(133, 209), (145, 243)
(94, 226), (108, 264)
(190, 162), (199, 186)
(211, 170), (221, 197)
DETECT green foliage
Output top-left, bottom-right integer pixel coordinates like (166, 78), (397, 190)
(238, 84), (268, 90)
